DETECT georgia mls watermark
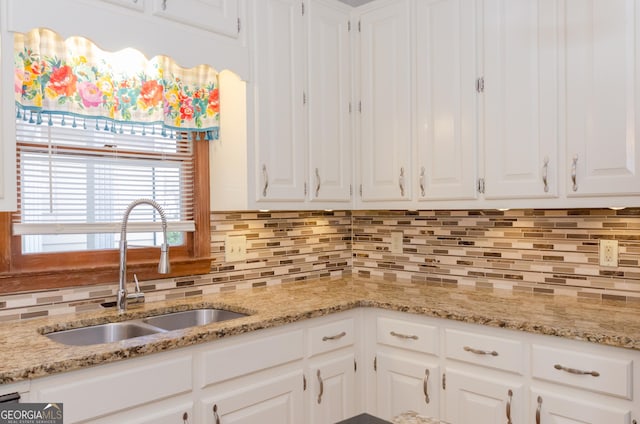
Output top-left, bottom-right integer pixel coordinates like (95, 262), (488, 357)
(0, 403), (63, 424)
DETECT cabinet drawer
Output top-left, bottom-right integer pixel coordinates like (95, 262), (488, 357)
(32, 354), (192, 423)
(201, 329), (304, 387)
(308, 318), (355, 357)
(377, 317), (438, 355)
(531, 344), (632, 399)
(445, 329), (525, 374)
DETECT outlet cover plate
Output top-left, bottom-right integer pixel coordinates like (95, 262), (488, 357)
(390, 231), (403, 254)
(225, 235), (247, 262)
(599, 239), (619, 267)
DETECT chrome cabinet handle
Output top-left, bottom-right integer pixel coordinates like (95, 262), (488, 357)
(317, 370), (324, 404)
(315, 168), (321, 197)
(571, 155), (578, 192)
(506, 389), (513, 424)
(542, 156), (549, 193)
(423, 369), (430, 404)
(262, 164), (269, 197)
(322, 331), (346, 341)
(554, 364), (600, 377)
(464, 346), (499, 356)
(213, 404), (220, 424)
(182, 411), (189, 424)
(536, 396), (542, 424)
(162, 0), (167, 10)
(390, 331), (419, 340)
(419, 166), (426, 197)
(399, 167), (405, 196)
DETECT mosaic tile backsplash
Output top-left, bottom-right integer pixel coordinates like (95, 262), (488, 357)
(1, 208), (639, 320)
(352, 209), (640, 301)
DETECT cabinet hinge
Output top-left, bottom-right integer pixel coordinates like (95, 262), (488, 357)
(354, 359), (357, 372)
(303, 374), (307, 391)
(359, 184), (363, 197)
(304, 181), (308, 196)
(237, 17), (241, 33)
(358, 101), (362, 113)
(349, 102), (352, 114)
(373, 356), (377, 371)
(477, 178), (485, 194)
(348, 20), (351, 32)
(476, 77), (485, 93)
(442, 373), (446, 390)
(358, 20), (361, 32)
(301, 1), (305, 15)
(350, 184), (353, 197)
(303, 92), (307, 105)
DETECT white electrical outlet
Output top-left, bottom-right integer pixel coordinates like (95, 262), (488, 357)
(390, 231), (403, 254)
(599, 239), (619, 267)
(225, 235), (247, 262)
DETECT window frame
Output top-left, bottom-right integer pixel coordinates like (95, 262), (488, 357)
(0, 134), (211, 294)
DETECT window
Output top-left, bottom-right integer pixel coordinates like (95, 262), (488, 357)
(15, 116), (195, 254)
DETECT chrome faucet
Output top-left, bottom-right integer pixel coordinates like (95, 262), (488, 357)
(117, 199), (171, 312)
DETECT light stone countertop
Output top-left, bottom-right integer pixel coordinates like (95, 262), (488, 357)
(0, 276), (639, 385)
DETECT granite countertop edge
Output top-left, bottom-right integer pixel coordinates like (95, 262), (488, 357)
(0, 276), (638, 385)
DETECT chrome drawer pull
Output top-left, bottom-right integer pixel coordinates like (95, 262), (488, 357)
(399, 167), (405, 196)
(506, 389), (513, 424)
(554, 364), (600, 377)
(262, 164), (269, 197)
(317, 369), (324, 404)
(571, 155), (578, 192)
(390, 331), (419, 340)
(423, 369), (430, 404)
(322, 331), (346, 341)
(315, 168), (321, 197)
(419, 166), (426, 197)
(536, 396), (542, 424)
(464, 346), (499, 356)
(542, 156), (549, 193)
(213, 404), (220, 424)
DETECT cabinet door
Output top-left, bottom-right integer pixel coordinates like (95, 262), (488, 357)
(252, 0), (307, 202)
(358, 0), (412, 202)
(444, 368), (523, 424)
(375, 353), (439, 421)
(308, 352), (357, 424)
(415, 0), (478, 201)
(152, 0), (240, 38)
(482, 0), (559, 199)
(531, 389), (631, 424)
(565, 0), (640, 197)
(201, 371), (304, 424)
(308, 0), (352, 203)
(98, 0), (144, 11)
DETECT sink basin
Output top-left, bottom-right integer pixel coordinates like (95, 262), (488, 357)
(45, 322), (161, 346)
(44, 308), (248, 346)
(143, 308), (247, 331)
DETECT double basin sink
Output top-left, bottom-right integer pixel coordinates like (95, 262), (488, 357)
(44, 308), (248, 346)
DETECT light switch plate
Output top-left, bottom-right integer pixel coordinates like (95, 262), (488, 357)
(599, 239), (619, 267)
(390, 231), (403, 254)
(225, 235), (247, 262)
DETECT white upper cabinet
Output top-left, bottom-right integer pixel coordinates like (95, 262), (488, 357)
(151, 0), (240, 39)
(252, 0), (307, 202)
(564, 0), (640, 198)
(357, 0), (412, 204)
(482, 0), (560, 200)
(308, 0), (353, 203)
(415, 0), (478, 202)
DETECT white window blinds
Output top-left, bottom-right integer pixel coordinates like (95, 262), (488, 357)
(13, 116), (196, 253)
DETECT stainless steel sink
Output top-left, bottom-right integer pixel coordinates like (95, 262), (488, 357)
(44, 308), (248, 346)
(143, 308), (248, 331)
(45, 322), (162, 346)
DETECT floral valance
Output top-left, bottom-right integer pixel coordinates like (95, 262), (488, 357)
(14, 28), (220, 140)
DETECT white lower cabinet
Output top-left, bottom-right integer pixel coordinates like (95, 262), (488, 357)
(307, 351), (357, 424)
(376, 353), (439, 420)
(443, 368), (523, 424)
(530, 389), (631, 424)
(200, 371), (304, 424)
